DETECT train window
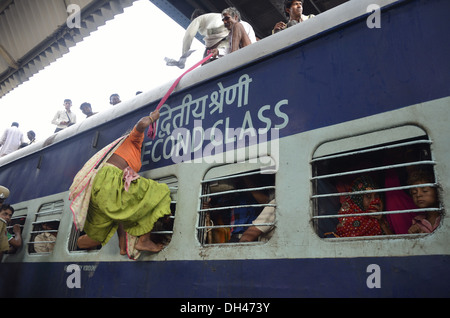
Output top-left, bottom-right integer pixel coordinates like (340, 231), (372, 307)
(67, 176), (178, 253)
(28, 200), (63, 254)
(311, 126), (443, 239)
(5, 208), (27, 254)
(198, 158), (276, 245)
(149, 176), (177, 247)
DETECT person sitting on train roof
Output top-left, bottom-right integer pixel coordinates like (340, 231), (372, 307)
(240, 199), (276, 243)
(71, 110), (172, 259)
(80, 102), (97, 118)
(0, 204), (22, 259)
(209, 7), (256, 61)
(407, 169), (441, 233)
(110, 93), (121, 106)
(272, 0), (315, 34)
(51, 99), (76, 133)
(335, 175), (392, 237)
(19, 130), (37, 148)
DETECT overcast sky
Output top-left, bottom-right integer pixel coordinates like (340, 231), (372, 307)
(0, 0), (204, 141)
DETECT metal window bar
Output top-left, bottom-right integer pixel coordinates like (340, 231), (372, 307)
(311, 160), (435, 181)
(313, 207), (442, 220)
(197, 222), (275, 231)
(31, 219), (60, 225)
(312, 183), (437, 199)
(311, 139), (432, 163)
(29, 230), (59, 235)
(201, 169), (277, 184)
(6, 224), (24, 230)
(199, 202), (276, 213)
(199, 185), (275, 199)
(28, 240), (56, 245)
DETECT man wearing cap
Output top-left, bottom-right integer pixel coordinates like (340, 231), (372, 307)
(0, 122), (24, 157)
(0, 185), (9, 207)
(0, 187), (22, 260)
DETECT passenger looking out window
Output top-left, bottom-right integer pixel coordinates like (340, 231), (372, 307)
(407, 170), (440, 233)
(200, 171), (275, 245)
(335, 175), (392, 237)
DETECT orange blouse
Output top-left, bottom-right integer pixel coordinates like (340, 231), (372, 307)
(114, 126), (144, 172)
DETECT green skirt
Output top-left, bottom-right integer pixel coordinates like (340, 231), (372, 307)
(84, 164), (171, 245)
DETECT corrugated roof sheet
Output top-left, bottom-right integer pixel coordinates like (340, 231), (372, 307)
(0, 0), (135, 99)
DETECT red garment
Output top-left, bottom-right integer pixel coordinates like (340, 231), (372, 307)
(336, 197), (382, 237)
(384, 169), (417, 234)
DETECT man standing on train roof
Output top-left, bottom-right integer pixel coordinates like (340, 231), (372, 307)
(0, 122), (24, 157)
(51, 99), (76, 133)
(272, 0), (315, 34)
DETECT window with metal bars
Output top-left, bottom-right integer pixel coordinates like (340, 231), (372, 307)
(198, 161), (276, 245)
(311, 126), (443, 238)
(28, 201), (62, 254)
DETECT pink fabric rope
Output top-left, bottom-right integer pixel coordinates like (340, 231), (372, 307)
(147, 52), (214, 139)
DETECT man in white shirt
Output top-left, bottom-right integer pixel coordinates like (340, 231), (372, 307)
(182, 11), (230, 57)
(0, 122), (24, 157)
(240, 199), (276, 242)
(51, 99), (77, 133)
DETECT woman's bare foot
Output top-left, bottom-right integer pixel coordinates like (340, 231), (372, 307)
(135, 233), (164, 252)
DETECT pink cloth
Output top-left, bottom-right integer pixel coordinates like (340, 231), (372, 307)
(411, 214), (441, 233)
(147, 52), (214, 139)
(123, 166), (140, 192)
(384, 169), (417, 234)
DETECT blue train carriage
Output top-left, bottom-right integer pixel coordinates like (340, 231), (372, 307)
(0, 0), (449, 297)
